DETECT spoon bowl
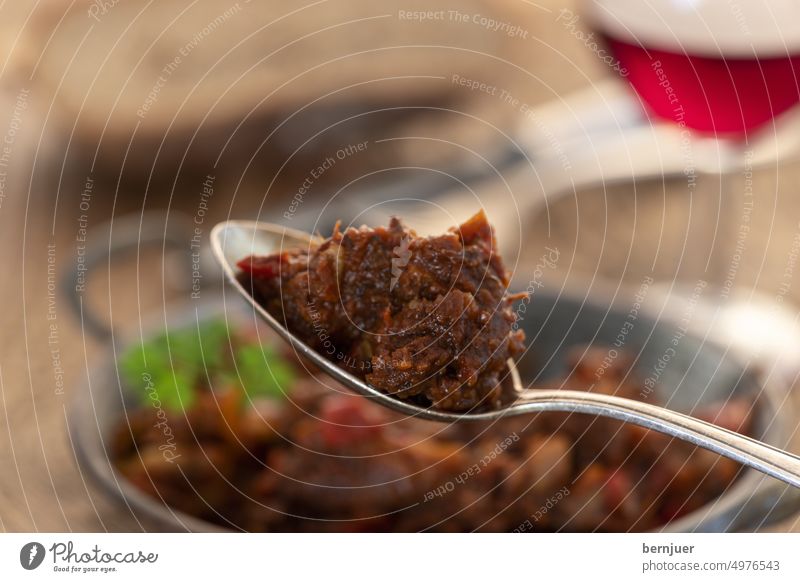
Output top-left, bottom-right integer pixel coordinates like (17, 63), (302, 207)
(209, 218), (520, 421)
(211, 219), (800, 488)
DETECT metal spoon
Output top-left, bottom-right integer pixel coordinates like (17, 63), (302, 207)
(211, 219), (800, 488)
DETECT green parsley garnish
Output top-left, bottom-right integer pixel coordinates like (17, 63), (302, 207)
(119, 318), (294, 412)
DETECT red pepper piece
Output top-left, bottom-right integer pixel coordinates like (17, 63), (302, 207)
(236, 254), (285, 278)
(318, 396), (384, 448)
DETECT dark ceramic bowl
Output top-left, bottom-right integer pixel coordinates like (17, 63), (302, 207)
(68, 287), (800, 532)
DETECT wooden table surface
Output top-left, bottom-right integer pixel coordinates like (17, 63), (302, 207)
(1, 0), (799, 532)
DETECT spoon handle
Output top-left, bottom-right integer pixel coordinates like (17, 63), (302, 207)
(515, 390), (800, 488)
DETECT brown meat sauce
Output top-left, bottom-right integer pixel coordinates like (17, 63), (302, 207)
(112, 345), (752, 532)
(237, 211), (525, 411)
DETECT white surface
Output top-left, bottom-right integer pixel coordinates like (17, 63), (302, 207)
(1, 533), (798, 580)
(585, 0), (800, 56)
